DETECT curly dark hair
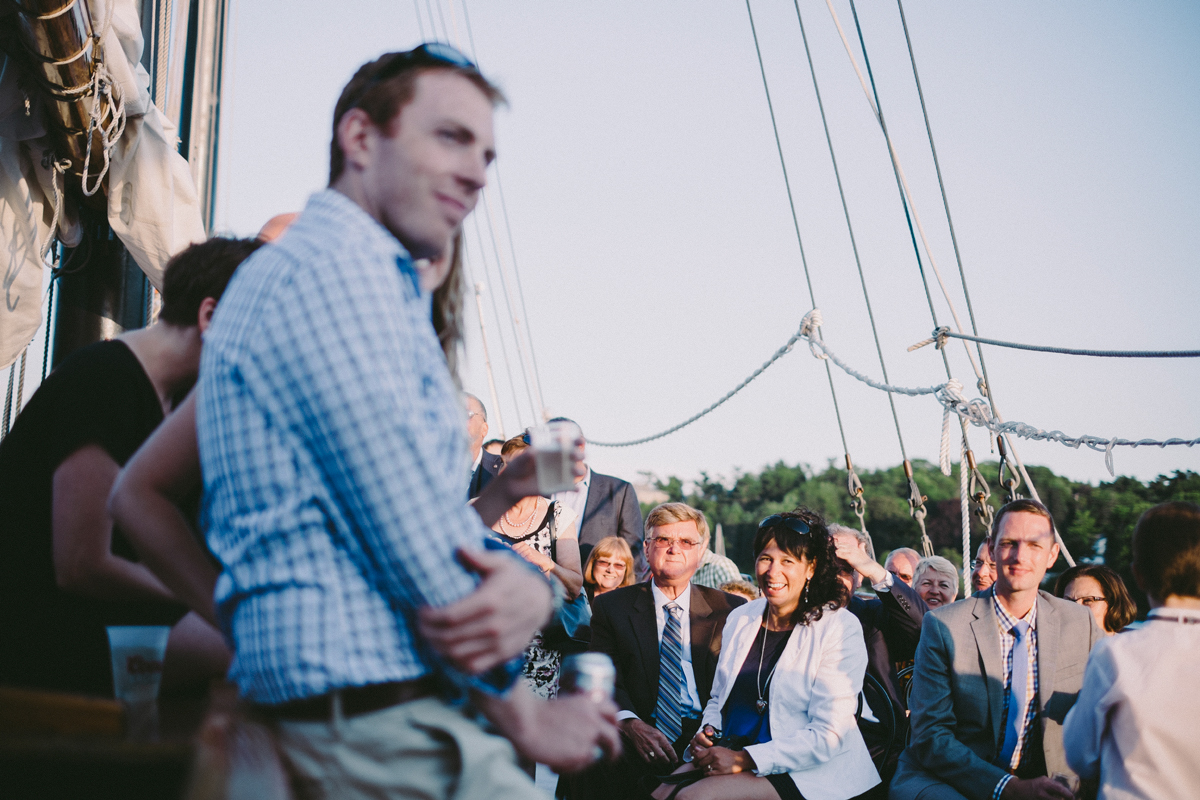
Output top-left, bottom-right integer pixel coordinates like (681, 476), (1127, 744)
(1054, 564), (1137, 633)
(753, 507), (848, 627)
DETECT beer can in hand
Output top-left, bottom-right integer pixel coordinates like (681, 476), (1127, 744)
(560, 653), (615, 703)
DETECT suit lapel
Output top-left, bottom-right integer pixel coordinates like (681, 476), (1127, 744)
(969, 591), (1006, 747)
(1035, 593), (1058, 714)
(689, 587), (716, 702)
(581, 473), (604, 530)
(629, 584), (660, 696)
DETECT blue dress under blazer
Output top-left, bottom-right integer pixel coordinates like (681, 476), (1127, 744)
(703, 599), (882, 800)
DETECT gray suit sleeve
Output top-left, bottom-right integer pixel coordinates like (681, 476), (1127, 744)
(908, 612), (1009, 800)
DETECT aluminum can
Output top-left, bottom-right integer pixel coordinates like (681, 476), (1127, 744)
(560, 652), (615, 703)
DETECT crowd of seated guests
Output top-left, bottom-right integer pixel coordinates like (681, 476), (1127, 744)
(7, 307), (1197, 800)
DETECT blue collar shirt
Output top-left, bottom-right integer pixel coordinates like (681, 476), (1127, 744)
(197, 189), (517, 704)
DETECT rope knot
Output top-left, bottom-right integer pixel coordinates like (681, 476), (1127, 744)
(800, 308), (823, 337)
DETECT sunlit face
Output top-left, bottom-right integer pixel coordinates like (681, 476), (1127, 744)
(1064, 575), (1110, 633)
(358, 71), (495, 260)
(592, 555), (627, 594)
(917, 570), (958, 608)
(992, 512), (1060, 595)
(970, 541), (996, 594)
(645, 520), (705, 584)
(887, 553), (917, 586)
(756, 540), (816, 615)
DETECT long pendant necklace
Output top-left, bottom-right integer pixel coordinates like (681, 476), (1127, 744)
(756, 614), (784, 714)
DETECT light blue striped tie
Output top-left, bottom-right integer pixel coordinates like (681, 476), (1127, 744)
(999, 620), (1030, 766)
(654, 602), (685, 744)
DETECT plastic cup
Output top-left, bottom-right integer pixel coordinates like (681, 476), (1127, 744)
(529, 421), (581, 495)
(106, 626), (170, 705)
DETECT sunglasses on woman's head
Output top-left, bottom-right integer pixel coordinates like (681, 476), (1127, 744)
(758, 515), (811, 536)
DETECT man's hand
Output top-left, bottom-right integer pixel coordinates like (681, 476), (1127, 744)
(476, 683), (622, 774)
(692, 745), (754, 776)
(1000, 776), (1075, 800)
(417, 548), (552, 674)
(620, 718), (678, 771)
(833, 532), (887, 586)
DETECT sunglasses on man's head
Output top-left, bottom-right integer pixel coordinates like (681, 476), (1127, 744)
(348, 42), (478, 110)
(758, 515), (811, 536)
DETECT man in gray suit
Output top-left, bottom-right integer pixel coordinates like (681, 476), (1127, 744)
(549, 417), (646, 576)
(891, 499), (1103, 800)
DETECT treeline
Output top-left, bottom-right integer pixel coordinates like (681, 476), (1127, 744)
(645, 460), (1200, 613)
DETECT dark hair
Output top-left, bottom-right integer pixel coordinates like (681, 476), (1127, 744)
(753, 508), (848, 627)
(991, 498), (1057, 543)
(1132, 502), (1200, 602)
(500, 434), (528, 459)
(328, 52), (505, 184)
(158, 237), (262, 326)
(1054, 564), (1137, 632)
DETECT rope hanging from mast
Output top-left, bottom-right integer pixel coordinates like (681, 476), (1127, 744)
(743, 0), (871, 539)
(792, 0), (930, 552)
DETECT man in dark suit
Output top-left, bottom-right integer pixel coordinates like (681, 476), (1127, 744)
(832, 524), (928, 781)
(465, 393), (503, 499)
(890, 500), (1103, 800)
(548, 418), (646, 575)
(581, 502), (744, 800)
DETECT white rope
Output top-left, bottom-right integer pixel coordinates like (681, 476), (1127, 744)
(38, 158), (71, 263)
(960, 433), (970, 593)
(939, 378), (965, 476)
(801, 314), (1199, 475)
(80, 1), (126, 197)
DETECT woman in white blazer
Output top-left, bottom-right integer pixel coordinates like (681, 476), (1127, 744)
(652, 510), (881, 800)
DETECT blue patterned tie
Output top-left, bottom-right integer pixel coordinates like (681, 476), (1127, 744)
(999, 620), (1030, 766)
(654, 602), (685, 744)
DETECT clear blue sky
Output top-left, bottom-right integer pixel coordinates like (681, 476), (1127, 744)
(213, 0), (1200, 490)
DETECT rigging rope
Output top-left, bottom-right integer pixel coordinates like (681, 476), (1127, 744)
(745, 0), (869, 536)
(470, 215), (525, 427)
(910, 327), (1200, 359)
(589, 321), (810, 448)
(595, 309), (1200, 478)
(836, 0), (1051, 517)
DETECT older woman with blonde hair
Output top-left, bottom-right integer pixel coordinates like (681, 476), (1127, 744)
(913, 555), (959, 608)
(583, 536), (636, 600)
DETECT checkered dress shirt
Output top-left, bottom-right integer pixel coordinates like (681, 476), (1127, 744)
(198, 189), (517, 704)
(991, 594), (1039, 799)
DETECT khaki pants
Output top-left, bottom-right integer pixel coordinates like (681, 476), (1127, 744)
(270, 695), (543, 800)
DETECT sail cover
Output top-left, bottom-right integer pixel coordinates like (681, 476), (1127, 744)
(0, 0), (206, 370)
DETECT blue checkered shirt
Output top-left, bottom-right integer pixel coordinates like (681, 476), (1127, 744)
(197, 189), (515, 704)
(991, 594), (1039, 799)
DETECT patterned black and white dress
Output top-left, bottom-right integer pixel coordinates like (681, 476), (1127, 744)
(493, 499), (579, 699)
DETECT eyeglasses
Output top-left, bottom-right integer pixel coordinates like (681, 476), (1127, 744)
(758, 515), (811, 536)
(970, 559), (996, 571)
(1067, 596), (1107, 606)
(646, 536), (702, 551)
(346, 43), (478, 112)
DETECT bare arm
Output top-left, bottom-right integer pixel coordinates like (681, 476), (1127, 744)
(52, 445), (178, 603)
(109, 394), (220, 625)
